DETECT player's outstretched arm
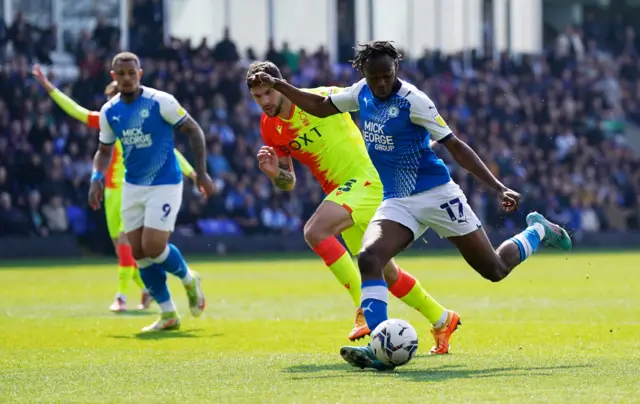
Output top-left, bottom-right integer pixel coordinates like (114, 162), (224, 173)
(249, 72), (339, 118)
(409, 90), (519, 211)
(32, 64), (99, 128)
(441, 136), (520, 211)
(173, 148), (196, 180)
(32, 64), (57, 94)
(441, 136), (505, 191)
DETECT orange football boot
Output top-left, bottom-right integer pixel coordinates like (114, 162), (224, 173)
(348, 307), (371, 341)
(429, 310), (461, 355)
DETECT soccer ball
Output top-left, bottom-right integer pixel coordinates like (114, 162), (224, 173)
(370, 319), (419, 367)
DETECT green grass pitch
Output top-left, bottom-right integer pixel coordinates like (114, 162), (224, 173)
(1, 252), (639, 403)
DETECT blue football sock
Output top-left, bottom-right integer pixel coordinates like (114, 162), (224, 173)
(152, 244), (189, 280)
(136, 260), (170, 305)
(360, 279), (389, 331)
(509, 223), (544, 262)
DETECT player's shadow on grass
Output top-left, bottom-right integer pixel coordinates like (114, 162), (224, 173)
(391, 363), (592, 383)
(284, 363), (347, 375)
(111, 311), (155, 317)
(107, 328), (223, 341)
(283, 362), (591, 382)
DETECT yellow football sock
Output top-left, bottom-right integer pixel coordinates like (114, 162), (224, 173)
(390, 268), (446, 325)
(132, 268), (146, 290)
(117, 266), (134, 296)
(313, 237), (361, 307)
(328, 253), (362, 307)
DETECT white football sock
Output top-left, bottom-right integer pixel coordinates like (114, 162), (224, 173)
(158, 299), (176, 313)
(181, 270), (193, 286)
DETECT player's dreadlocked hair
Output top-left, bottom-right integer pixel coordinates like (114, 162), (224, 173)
(350, 41), (403, 72)
(246, 61), (283, 88)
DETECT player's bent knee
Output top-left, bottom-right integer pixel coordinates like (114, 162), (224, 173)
(303, 217), (347, 248)
(303, 224), (329, 248)
(302, 224), (315, 246)
(141, 235), (166, 259)
(142, 241), (166, 260)
(357, 248), (385, 278)
(140, 228), (171, 259)
(130, 247), (146, 261)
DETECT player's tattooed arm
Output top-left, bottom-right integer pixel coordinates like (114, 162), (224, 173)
(178, 116), (208, 176)
(272, 157), (296, 191)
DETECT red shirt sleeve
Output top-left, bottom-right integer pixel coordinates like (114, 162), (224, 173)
(87, 112), (100, 129)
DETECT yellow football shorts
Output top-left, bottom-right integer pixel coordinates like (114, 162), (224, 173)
(324, 170), (384, 255)
(104, 188), (124, 239)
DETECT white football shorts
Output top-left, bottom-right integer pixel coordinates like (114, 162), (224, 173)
(371, 180), (481, 239)
(121, 182), (183, 233)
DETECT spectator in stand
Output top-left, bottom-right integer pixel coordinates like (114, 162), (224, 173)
(265, 38), (285, 68)
(261, 199), (288, 235)
(281, 42), (299, 72)
(26, 189), (48, 236)
(0, 192), (30, 236)
(130, 0), (165, 55)
(234, 194), (261, 235)
(0, 17), (8, 61)
(212, 27), (239, 64)
(93, 15), (119, 53)
(42, 194), (68, 234)
(9, 12), (33, 60)
(0, 165), (10, 194)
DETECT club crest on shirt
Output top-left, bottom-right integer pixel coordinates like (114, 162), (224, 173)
(140, 108), (150, 119)
(298, 110), (310, 126)
(388, 106), (400, 118)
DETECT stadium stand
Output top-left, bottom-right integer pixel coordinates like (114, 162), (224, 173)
(1, 6), (639, 243)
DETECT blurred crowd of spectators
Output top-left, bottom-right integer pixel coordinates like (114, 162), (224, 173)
(1, 5), (640, 241)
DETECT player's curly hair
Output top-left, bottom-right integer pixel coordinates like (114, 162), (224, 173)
(350, 41), (403, 72)
(246, 61), (283, 88)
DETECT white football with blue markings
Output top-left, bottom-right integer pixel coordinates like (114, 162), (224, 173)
(370, 318), (419, 366)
